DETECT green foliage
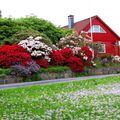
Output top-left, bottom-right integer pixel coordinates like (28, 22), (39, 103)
(0, 16), (73, 44)
(12, 29), (53, 46)
(0, 68), (11, 75)
(40, 66), (70, 73)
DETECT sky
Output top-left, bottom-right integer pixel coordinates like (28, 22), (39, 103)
(0, 0), (120, 36)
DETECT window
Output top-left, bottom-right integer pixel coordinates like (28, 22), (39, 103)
(88, 25), (106, 33)
(98, 44), (106, 53)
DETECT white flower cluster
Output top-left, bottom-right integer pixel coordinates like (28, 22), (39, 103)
(18, 36), (52, 62)
(113, 55), (120, 62)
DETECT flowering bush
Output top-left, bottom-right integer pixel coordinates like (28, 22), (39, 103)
(60, 47), (74, 60)
(81, 46), (93, 61)
(35, 59), (49, 68)
(57, 32), (91, 48)
(49, 50), (65, 66)
(57, 33), (82, 49)
(113, 55), (120, 63)
(18, 36), (52, 62)
(11, 61), (40, 77)
(67, 56), (84, 73)
(0, 45), (32, 68)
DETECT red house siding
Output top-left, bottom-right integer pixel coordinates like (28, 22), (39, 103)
(82, 18), (119, 55)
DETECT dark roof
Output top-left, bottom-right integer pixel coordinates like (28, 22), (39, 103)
(63, 15), (120, 39)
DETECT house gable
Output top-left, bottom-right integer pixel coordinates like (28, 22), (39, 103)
(63, 15), (120, 41)
(83, 16), (120, 42)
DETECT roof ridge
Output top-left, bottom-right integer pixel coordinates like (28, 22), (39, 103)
(74, 15), (97, 24)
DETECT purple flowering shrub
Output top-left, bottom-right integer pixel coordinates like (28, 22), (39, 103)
(11, 61), (40, 77)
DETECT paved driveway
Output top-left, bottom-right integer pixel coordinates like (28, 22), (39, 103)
(0, 74), (119, 89)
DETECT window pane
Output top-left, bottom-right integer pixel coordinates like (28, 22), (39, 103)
(88, 25), (106, 33)
(98, 44), (106, 53)
(100, 27), (106, 33)
(93, 25), (100, 32)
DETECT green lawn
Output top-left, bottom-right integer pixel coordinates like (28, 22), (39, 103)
(0, 75), (120, 119)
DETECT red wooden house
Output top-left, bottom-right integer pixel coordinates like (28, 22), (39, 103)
(64, 15), (120, 56)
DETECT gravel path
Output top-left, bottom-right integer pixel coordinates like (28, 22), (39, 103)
(0, 74), (119, 89)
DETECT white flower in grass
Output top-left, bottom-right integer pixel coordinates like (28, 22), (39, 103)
(93, 63), (96, 67)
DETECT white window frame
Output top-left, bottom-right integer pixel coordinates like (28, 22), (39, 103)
(88, 25), (106, 33)
(98, 44), (106, 53)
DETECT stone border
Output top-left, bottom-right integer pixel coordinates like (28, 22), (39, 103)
(0, 67), (120, 84)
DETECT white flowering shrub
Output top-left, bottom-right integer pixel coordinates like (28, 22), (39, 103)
(18, 36), (52, 62)
(57, 32), (91, 49)
(113, 55), (120, 62)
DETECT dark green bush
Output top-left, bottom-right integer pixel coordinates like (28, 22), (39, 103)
(0, 16), (73, 44)
(11, 29), (53, 46)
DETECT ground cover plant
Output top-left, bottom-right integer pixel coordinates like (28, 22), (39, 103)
(0, 75), (120, 119)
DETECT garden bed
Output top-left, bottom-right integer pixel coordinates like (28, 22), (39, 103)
(0, 66), (120, 84)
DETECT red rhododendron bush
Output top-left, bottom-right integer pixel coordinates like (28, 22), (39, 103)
(49, 50), (65, 66)
(35, 58), (49, 68)
(0, 45), (32, 68)
(49, 46), (94, 72)
(67, 56), (84, 72)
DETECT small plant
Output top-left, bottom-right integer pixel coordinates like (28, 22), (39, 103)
(99, 54), (113, 66)
(11, 61), (40, 77)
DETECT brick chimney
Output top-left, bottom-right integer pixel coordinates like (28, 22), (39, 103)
(68, 15), (74, 28)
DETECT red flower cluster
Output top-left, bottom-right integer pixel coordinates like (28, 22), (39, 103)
(35, 59), (49, 68)
(50, 48), (85, 72)
(49, 50), (65, 65)
(50, 48), (74, 66)
(61, 47), (74, 60)
(0, 45), (32, 68)
(67, 56), (84, 73)
(81, 46), (93, 61)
